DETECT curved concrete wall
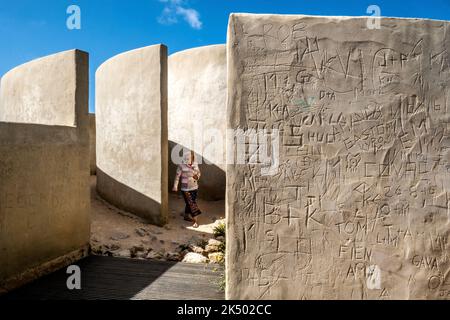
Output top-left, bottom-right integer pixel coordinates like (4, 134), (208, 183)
(168, 44), (227, 200)
(0, 50), (90, 292)
(96, 45), (168, 226)
(0, 52), (79, 127)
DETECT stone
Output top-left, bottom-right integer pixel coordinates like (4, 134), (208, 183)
(96, 44), (169, 226)
(168, 45), (227, 201)
(227, 14), (450, 300)
(129, 245), (146, 258)
(146, 250), (163, 260)
(0, 50), (90, 290)
(182, 252), (208, 264)
(205, 239), (222, 253)
(110, 232), (130, 241)
(135, 228), (148, 237)
(189, 245), (205, 255)
(109, 244), (121, 251)
(215, 236), (225, 242)
(136, 251), (148, 259)
(208, 239), (222, 246)
(205, 245), (219, 253)
(208, 252), (224, 264)
(115, 250), (131, 259)
(165, 252), (181, 261)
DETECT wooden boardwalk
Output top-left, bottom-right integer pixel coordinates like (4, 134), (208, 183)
(3, 256), (224, 300)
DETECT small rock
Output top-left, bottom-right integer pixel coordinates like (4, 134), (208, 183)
(215, 236), (225, 242)
(205, 239), (223, 253)
(110, 232), (130, 241)
(189, 245), (205, 254)
(115, 249), (131, 258)
(182, 252), (208, 264)
(136, 251), (148, 259)
(91, 245), (102, 255)
(208, 252), (225, 264)
(130, 245), (146, 258)
(160, 240), (165, 244)
(135, 228), (147, 237)
(205, 245), (219, 253)
(208, 239), (222, 246)
(110, 244), (121, 251)
(146, 251), (163, 260)
(166, 252), (181, 261)
(151, 236), (158, 242)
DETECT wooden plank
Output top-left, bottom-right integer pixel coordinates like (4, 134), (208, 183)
(2, 256), (224, 300)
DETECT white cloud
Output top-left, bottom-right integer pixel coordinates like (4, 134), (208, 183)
(175, 6), (202, 29)
(158, 0), (203, 30)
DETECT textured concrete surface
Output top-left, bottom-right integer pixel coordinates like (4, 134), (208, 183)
(0, 52), (79, 127)
(0, 50), (90, 293)
(96, 45), (168, 226)
(168, 45), (227, 200)
(89, 114), (96, 175)
(227, 14), (450, 299)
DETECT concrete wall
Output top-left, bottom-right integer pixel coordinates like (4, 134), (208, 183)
(89, 114), (96, 175)
(0, 50), (90, 293)
(227, 14), (450, 300)
(96, 45), (168, 226)
(168, 45), (227, 200)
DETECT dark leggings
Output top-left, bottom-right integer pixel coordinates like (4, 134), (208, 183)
(182, 190), (202, 218)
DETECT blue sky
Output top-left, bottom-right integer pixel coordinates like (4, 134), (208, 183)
(1, 0), (449, 113)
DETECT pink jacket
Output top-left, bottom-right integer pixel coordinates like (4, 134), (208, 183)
(174, 163), (201, 192)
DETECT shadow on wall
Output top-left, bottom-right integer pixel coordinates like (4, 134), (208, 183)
(0, 49), (90, 293)
(0, 122), (91, 293)
(168, 141), (225, 201)
(96, 168), (166, 227)
(89, 114), (96, 176)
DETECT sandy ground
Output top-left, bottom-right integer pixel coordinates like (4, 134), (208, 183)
(90, 176), (225, 259)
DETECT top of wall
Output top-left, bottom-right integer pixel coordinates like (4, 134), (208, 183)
(96, 44), (167, 77)
(169, 44), (225, 59)
(0, 49), (88, 127)
(228, 13), (450, 24)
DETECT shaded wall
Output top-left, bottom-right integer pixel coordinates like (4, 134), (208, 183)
(168, 45), (227, 201)
(0, 50), (90, 293)
(227, 14), (450, 300)
(96, 45), (168, 226)
(89, 114), (96, 175)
